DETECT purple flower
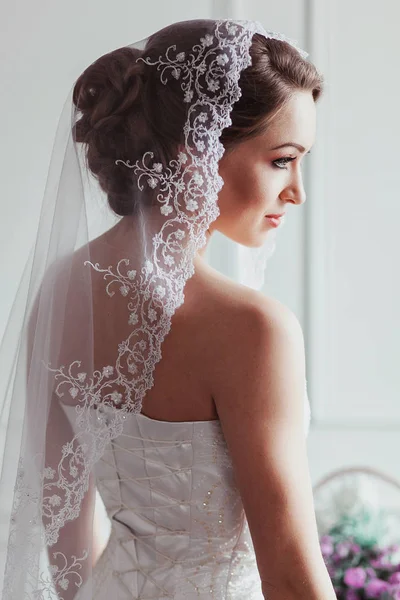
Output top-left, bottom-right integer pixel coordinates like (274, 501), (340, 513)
(389, 573), (400, 585)
(371, 556), (397, 570)
(345, 590), (361, 600)
(337, 541), (352, 559)
(344, 567), (367, 589)
(350, 543), (362, 555)
(332, 553), (339, 563)
(365, 578), (389, 598)
(326, 563), (337, 578)
(389, 585), (400, 600)
(366, 567), (377, 579)
(320, 535), (335, 557)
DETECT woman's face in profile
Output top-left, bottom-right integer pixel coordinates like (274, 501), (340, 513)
(214, 90), (316, 248)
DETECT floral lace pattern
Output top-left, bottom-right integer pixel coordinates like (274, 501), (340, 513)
(2, 19), (309, 599)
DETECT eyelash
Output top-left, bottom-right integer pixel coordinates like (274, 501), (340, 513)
(273, 157), (296, 170)
(272, 151), (311, 170)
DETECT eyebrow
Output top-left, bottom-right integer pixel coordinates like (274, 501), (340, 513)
(270, 142), (307, 153)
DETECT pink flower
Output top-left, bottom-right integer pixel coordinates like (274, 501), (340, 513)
(345, 590), (361, 600)
(366, 567), (377, 579)
(389, 585), (400, 600)
(344, 567), (367, 589)
(320, 535), (334, 557)
(350, 543), (362, 555)
(364, 578), (389, 599)
(389, 573), (400, 585)
(371, 556), (397, 570)
(326, 563), (336, 578)
(371, 557), (384, 567)
(337, 541), (352, 558)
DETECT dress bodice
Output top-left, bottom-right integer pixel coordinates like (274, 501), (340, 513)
(86, 390), (311, 599)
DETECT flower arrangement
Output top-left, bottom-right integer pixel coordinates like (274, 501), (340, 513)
(321, 530), (400, 599)
(313, 467), (400, 600)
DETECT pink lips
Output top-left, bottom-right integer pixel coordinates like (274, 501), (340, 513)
(267, 217), (281, 227)
(265, 214), (284, 227)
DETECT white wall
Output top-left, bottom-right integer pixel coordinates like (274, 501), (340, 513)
(208, 0), (400, 485)
(1, 0), (400, 491)
(0, 0), (213, 337)
(304, 0), (400, 483)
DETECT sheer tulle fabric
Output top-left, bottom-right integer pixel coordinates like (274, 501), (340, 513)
(0, 19), (308, 599)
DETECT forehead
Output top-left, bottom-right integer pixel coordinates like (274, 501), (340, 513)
(265, 91), (316, 149)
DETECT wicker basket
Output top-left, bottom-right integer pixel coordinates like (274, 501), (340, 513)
(312, 466), (400, 548)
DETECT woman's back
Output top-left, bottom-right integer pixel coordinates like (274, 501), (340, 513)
(72, 229), (320, 600)
(86, 222), (277, 424)
(70, 247), (312, 599)
(76, 409), (266, 599)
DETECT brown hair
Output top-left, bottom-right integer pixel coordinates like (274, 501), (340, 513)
(73, 20), (324, 217)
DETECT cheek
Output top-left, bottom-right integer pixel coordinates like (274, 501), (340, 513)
(222, 160), (269, 212)
(235, 164), (273, 214)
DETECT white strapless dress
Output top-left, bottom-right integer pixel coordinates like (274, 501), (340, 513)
(80, 390), (311, 600)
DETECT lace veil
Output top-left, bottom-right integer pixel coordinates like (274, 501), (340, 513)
(0, 18), (308, 599)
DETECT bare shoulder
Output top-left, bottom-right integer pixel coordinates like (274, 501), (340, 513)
(192, 257), (302, 329)
(192, 260), (305, 380)
(208, 276), (307, 421)
(233, 288), (306, 371)
(229, 285), (303, 341)
(187, 261), (307, 419)
(199, 269), (333, 597)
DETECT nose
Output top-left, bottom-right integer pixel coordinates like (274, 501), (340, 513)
(280, 169), (306, 206)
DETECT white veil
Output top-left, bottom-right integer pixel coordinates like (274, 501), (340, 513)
(0, 19), (308, 599)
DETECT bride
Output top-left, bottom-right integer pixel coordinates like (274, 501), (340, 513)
(0, 18), (337, 600)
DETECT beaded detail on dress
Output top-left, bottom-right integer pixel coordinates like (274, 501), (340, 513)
(75, 390), (311, 599)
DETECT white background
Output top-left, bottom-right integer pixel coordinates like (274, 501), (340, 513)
(1, 0), (399, 490)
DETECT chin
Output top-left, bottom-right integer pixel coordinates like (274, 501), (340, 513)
(240, 238), (262, 249)
(219, 223), (274, 248)
(233, 235), (268, 249)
